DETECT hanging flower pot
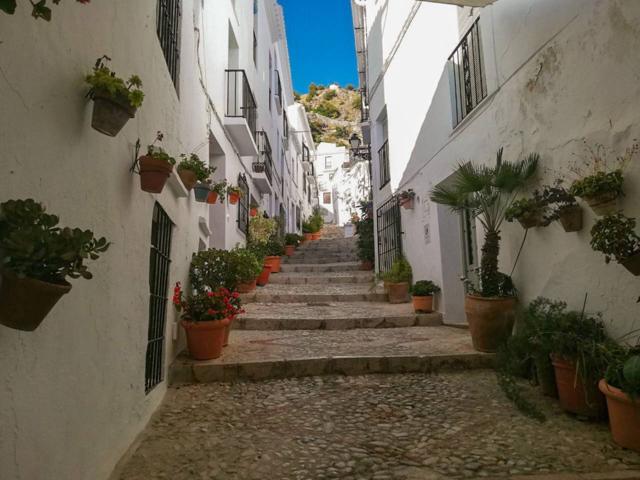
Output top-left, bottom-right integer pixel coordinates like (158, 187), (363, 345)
(621, 252), (640, 276)
(557, 204), (583, 232)
(228, 192), (240, 205)
(139, 155), (174, 194)
(177, 168), (198, 191)
(517, 211), (544, 229)
(194, 183), (210, 202)
(0, 271), (72, 331)
(177, 153), (213, 192)
(181, 318), (230, 360)
(583, 191), (620, 216)
(250, 208), (258, 217)
(400, 198), (414, 210)
(207, 191), (219, 204)
(257, 264), (272, 286)
(399, 190), (415, 210)
(236, 279), (257, 293)
(91, 92), (137, 137)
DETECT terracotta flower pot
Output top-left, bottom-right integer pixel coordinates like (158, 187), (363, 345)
(621, 252), (640, 276)
(400, 197), (414, 209)
(464, 295), (516, 353)
(228, 192), (240, 205)
(90, 92), (136, 137)
(285, 245), (296, 256)
(257, 264), (272, 286)
(194, 183), (210, 202)
(139, 155), (174, 194)
(599, 379), (640, 452)
(206, 191), (219, 204)
(236, 279), (257, 293)
(250, 208), (258, 217)
(534, 354), (557, 398)
(0, 271), (72, 331)
(304, 233), (313, 242)
(264, 255), (281, 273)
(387, 282), (410, 304)
(412, 295), (434, 313)
(181, 318), (230, 361)
(582, 191), (619, 216)
(558, 205), (583, 232)
(551, 355), (606, 418)
(312, 232), (321, 240)
(177, 168), (198, 191)
(360, 260), (374, 271)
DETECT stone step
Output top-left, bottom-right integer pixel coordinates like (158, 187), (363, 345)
(268, 272), (374, 285)
(169, 327), (493, 383)
(280, 262), (362, 273)
(235, 302), (442, 330)
(285, 256), (359, 264)
(240, 283), (387, 303)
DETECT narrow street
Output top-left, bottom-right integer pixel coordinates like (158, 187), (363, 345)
(116, 230), (640, 480)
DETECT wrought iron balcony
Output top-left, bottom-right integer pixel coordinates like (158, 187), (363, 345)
(252, 131), (274, 193)
(224, 69), (258, 155)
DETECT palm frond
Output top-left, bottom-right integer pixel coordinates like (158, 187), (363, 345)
(455, 161), (491, 194)
(430, 184), (467, 212)
(494, 152), (540, 192)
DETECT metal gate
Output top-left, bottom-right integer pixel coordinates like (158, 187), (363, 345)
(376, 195), (402, 272)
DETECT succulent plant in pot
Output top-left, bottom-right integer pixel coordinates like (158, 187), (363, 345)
(0, 199), (110, 331)
(590, 213), (640, 275)
(138, 132), (176, 194)
(411, 280), (440, 313)
(430, 148), (539, 352)
(381, 257), (413, 304)
(505, 197), (546, 229)
(177, 153), (214, 192)
(85, 56), (144, 137)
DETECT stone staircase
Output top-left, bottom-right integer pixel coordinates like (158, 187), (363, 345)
(170, 228), (492, 384)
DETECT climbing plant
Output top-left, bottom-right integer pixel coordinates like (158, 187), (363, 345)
(0, 0), (90, 21)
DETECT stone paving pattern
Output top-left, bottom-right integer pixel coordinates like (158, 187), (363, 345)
(118, 371), (640, 480)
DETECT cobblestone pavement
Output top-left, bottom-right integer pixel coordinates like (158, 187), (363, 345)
(118, 371), (640, 480)
(240, 302), (418, 320)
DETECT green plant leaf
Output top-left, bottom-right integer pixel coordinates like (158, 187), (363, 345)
(0, 0), (17, 14)
(31, 1), (52, 21)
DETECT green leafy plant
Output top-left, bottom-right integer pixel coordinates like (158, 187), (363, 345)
(355, 201), (374, 263)
(302, 221), (313, 234)
(1, 0), (90, 21)
(285, 233), (301, 247)
(249, 216), (278, 244)
(381, 256), (412, 284)
(0, 199), (110, 284)
(86, 56), (144, 109)
(264, 236), (285, 256)
(411, 280), (440, 297)
(590, 213), (640, 264)
(430, 148), (539, 297)
(177, 154), (214, 182)
(605, 349), (640, 398)
(190, 249), (237, 292)
(537, 181), (578, 223)
(227, 185), (242, 196)
(209, 179), (228, 201)
(314, 101), (340, 119)
(250, 199), (260, 210)
(230, 247), (262, 283)
(322, 89), (338, 101)
(505, 197), (545, 224)
(570, 170), (624, 199)
(173, 283), (243, 322)
(351, 93), (362, 110)
(308, 207), (324, 233)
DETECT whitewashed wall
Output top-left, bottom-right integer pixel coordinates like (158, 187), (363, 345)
(0, 1), (209, 479)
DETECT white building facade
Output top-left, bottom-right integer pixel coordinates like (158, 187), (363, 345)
(0, 1), (314, 479)
(353, 0), (640, 334)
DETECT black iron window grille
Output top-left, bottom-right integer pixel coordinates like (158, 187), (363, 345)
(296, 205), (301, 230)
(275, 71), (283, 110)
(253, 31), (258, 65)
(376, 195), (403, 273)
(253, 131), (274, 185)
(237, 174), (249, 235)
(156, 0), (181, 90)
(146, 203), (173, 394)
(279, 204), (286, 239)
(448, 18), (487, 127)
(302, 143), (310, 164)
(378, 140), (390, 189)
(225, 69), (258, 141)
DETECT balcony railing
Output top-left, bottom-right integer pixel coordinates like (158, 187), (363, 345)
(448, 18), (487, 127)
(253, 131), (274, 185)
(225, 69), (257, 139)
(275, 71), (283, 111)
(378, 140), (390, 189)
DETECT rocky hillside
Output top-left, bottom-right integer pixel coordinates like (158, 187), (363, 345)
(297, 84), (361, 147)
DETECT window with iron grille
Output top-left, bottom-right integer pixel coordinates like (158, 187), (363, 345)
(376, 195), (403, 273)
(275, 71), (283, 110)
(448, 18), (487, 127)
(253, 31), (258, 65)
(237, 174), (249, 235)
(296, 205), (301, 230)
(283, 112), (288, 141)
(146, 203), (173, 394)
(156, 0), (182, 90)
(378, 140), (390, 189)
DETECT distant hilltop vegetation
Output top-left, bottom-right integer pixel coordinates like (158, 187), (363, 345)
(296, 83), (362, 148)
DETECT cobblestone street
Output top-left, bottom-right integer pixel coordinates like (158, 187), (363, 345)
(118, 371), (640, 480)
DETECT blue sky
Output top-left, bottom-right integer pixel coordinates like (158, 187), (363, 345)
(279, 0), (358, 93)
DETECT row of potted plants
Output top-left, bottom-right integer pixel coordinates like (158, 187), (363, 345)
(302, 208), (324, 241)
(377, 256), (441, 313)
(504, 297), (640, 453)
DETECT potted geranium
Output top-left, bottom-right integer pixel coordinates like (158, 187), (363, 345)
(431, 148), (539, 352)
(601, 350), (640, 452)
(590, 213), (640, 275)
(250, 199), (259, 217)
(411, 280), (440, 313)
(539, 181), (583, 232)
(284, 233), (300, 256)
(569, 141), (638, 215)
(177, 153), (214, 192)
(505, 197), (546, 229)
(138, 132), (176, 194)
(399, 189), (416, 210)
(208, 180), (227, 204)
(85, 56), (144, 137)
(227, 185), (242, 205)
(172, 283), (243, 360)
(0, 199), (110, 331)
(381, 257), (412, 304)
(231, 247), (262, 293)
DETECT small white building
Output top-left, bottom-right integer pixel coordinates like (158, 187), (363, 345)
(352, 0), (640, 335)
